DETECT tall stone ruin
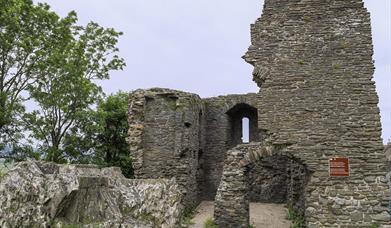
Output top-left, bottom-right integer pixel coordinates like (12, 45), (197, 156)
(241, 0), (390, 226)
(127, 0), (390, 226)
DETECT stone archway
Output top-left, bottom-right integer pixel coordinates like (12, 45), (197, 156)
(214, 143), (310, 228)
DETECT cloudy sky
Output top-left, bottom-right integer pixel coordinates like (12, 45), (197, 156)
(37, 0), (390, 143)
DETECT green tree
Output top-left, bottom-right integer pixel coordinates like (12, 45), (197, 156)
(0, 0), (66, 147)
(96, 92), (132, 177)
(62, 92), (133, 178)
(24, 16), (125, 162)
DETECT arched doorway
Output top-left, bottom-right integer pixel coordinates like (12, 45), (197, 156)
(214, 143), (310, 228)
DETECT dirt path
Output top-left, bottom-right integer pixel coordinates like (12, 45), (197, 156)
(190, 201), (291, 228)
(250, 203), (291, 228)
(189, 201), (214, 228)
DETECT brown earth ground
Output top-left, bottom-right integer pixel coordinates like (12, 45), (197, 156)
(190, 201), (291, 228)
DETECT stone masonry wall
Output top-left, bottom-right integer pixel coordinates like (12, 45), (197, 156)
(127, 88), (203, 210)
(386, 143), (391, 214)
(128, 90), (260, 204)
(214, 143), (309, 228)
(199, 94), (258, 200)
(247, 156), (289, 203)
(243, 0), (390, 226)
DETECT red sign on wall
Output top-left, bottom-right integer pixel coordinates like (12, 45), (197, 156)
(329, 157), (349, 177)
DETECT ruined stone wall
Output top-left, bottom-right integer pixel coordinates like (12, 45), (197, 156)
(243, 0), (390, 225)
(127, 88), (203, 209)
(199, 94), (258, 200)
(386, 143), (391, 214)
(128, 90), (260, 204)
(248, 155), (309, 211)
(286, 157), (310, 217)
(247, 156), (289, 203)
(214, 143), (310, 228)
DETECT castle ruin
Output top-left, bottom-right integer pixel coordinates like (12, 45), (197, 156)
(127, 0), (391, 227)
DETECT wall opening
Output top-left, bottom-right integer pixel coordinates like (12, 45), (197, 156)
(214, 148), (311, 227)
(226, 103), (258, 147)
(246, 155), (310, 225)
(242, 117), (250, 143)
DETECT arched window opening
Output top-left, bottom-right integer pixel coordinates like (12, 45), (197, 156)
(242, 117), (250, 143)
(226, 103), (258, 147)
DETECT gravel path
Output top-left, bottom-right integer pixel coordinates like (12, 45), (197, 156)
(190, 201), (291, 228)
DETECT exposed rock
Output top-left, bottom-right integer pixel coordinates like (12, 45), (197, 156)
(0, 161), (182, 228)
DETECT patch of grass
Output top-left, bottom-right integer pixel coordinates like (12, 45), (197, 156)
(203, 217), (218, 228)
(370, 223), (380, 228)
(181, 206), (196, 227)
(287, 208), (305, 228)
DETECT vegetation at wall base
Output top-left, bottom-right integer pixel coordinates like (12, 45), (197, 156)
(370, 223), (380, 228)
(203, 217), (218, 228)
(181, 206), (196, 227)
(287, 207), (305, 228)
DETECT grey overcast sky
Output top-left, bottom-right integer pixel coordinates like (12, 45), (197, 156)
(37, 0), (390, 143)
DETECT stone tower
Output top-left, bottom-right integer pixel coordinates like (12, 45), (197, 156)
(242, 0), (390, 226)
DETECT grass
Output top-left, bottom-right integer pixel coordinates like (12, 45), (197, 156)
(287, 208), (305, 228)
(181, 207), (196, 227)
(203, 217), (218, 228)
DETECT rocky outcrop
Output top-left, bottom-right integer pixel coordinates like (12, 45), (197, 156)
(0, 161), (183, 228)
